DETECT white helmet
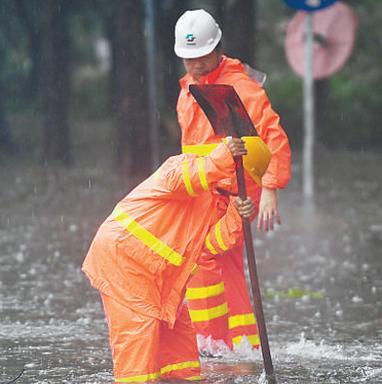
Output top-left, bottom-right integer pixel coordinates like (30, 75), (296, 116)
(174, 9), (222, 59)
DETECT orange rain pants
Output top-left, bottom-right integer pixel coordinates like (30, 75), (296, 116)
(186, 194), (261, 350)
(101, 294), (201, 382)
(177, 55), (291, 349)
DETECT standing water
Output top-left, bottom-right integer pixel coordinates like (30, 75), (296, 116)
(1, 149), (381, 383)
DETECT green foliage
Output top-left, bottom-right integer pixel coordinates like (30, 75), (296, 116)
(266, 75), (303, 148)
(0, 0), (381, 157)
(0, 0), (33, 110)
(257, 0), (382, 150)
(266, 287), (324, 300)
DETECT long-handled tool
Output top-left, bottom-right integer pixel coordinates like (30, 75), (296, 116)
(189, 84), (277, 384)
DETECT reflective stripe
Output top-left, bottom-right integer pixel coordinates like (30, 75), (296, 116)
(191, 263), (199, 275)
(186, 282), (225, 300)
(189, 302), (228, 322)
(196, 157), (209, 191)
(152, 168), (161, 180)
(186, 376), (203, 381)
(205, 233), (218, 255)
(113, 207), (184, 266)
(181, 160), (197, 197)
(229, 313), (256, 329)
(160, 360), (200, 375)
(116, 372), (160, 382)
(182, 143), (219, 156)
(232, 334), (260, 347)
(215, 221), (228, 251)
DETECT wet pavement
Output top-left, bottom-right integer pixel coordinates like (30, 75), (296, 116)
(1, 148), (381, 383)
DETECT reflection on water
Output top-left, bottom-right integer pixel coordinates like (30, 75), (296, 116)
(0, 149), (381, 383)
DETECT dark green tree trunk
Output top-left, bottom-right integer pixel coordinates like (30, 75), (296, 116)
(111, 0), (150, 177)
(14, 0), (42, 100)
(221, 0), (257, 66)
(157, 0), (186, 138)
(0, 41), (15, 154)
(40, 0), (71, 164)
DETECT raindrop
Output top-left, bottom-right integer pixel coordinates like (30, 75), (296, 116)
(301, 295), (311, 303)
(15, 252), (25, 263)
(352, 295), (363, 303)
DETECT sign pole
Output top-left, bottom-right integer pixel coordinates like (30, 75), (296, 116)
(303, 12), (314, 201)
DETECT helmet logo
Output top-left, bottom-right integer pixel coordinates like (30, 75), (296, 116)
(185, 33), (196, 45)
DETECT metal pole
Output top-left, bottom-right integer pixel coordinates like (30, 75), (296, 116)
(235, 157), (276, 384)
(144, 0), (160, 170)
(303, 12), (314, 200)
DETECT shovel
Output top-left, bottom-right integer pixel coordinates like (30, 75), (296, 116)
(189, 84), (277, 384)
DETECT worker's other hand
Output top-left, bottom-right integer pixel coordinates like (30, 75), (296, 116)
(257, 187), (281, 231)
(234, 197), (255, 219)
(226, 137), (247, 157)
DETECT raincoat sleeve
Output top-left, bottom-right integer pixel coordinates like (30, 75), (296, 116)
(234, 79), (291, 189)
(202, 197), (243, 256)
(165, 143), (235, 199)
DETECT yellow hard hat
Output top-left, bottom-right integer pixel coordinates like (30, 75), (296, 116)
(241, 136), (271, 186)
(182, 137), (271, 187)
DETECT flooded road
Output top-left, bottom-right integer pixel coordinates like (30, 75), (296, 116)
(1, 148), (381, 383)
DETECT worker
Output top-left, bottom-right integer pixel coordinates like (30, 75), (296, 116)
(174, 9), (292, 353)
(82, 137), (271, 383)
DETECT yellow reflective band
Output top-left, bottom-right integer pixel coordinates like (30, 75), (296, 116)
(116, 371), (160, 382)
(191, 264), (199, 275)
(232, 334), (260, 347)
(182, 160), (197, 197)
(182, 143), (219, 156)
(196, 157), (209, 191)
(186, 282), (225, 300)
(205, 233), (218, 255)
(228, 313), (256, 329)
(160, 360), (200, 375)
(186, 376), (203, 381)
(215, 221), (228, 252)
(189, 302), (228, 322)
(113, 207), (183, 266)
(152, 168), (161, 180)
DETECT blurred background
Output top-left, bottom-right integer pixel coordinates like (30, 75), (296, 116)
(1, 1), (382, 383)
(0, 0), (381, 176)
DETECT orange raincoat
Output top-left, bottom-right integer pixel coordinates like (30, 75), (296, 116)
(177, 56), (291, 350)
(83, 144), (248, 382)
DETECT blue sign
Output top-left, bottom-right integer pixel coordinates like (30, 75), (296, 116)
(284, 0), (337, 11)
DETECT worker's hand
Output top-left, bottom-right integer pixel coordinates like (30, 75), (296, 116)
(234, 197), (255, 219)
(257, 187), (281, 231)
(226, 137), (247, 157)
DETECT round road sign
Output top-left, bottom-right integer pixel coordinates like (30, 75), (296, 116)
(285, 1), (358, 79)
(284, 0), (337, 12)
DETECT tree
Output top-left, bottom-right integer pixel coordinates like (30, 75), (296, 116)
(14, 0), (43, 101)
(0, 0), (20, 154)
(221, 0), (257, 66)
(40, 0), (71, 164)
(156, 0), (187, 140)
(110, 0), (151, 177)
